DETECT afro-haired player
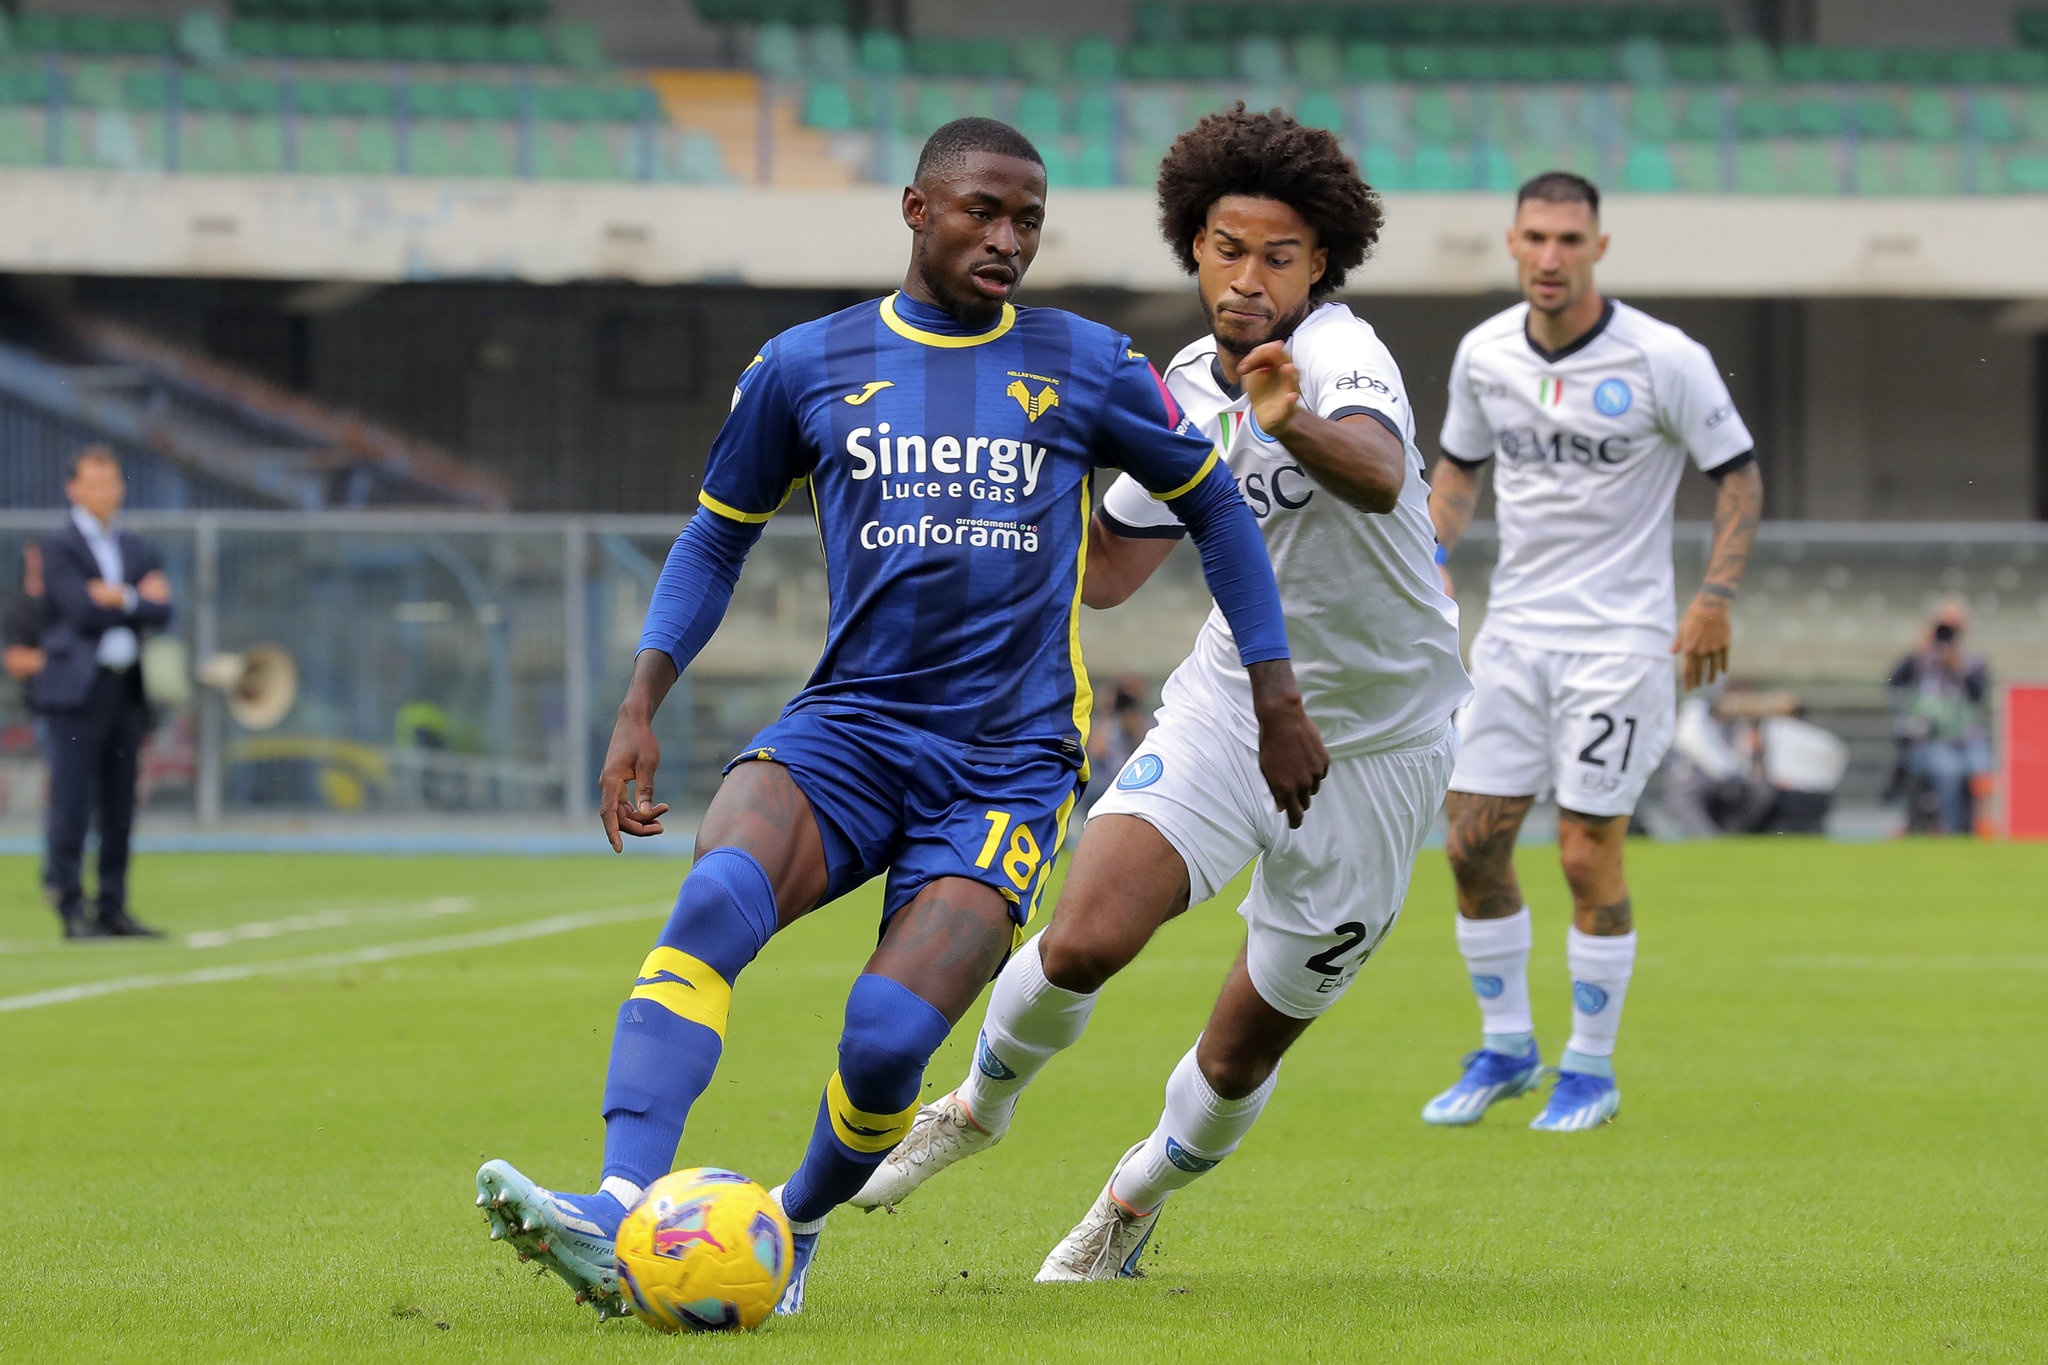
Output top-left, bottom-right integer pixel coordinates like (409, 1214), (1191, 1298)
(853, 107), (1470, 1279)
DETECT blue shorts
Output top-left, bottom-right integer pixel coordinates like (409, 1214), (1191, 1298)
(724, 706), (1083, 927)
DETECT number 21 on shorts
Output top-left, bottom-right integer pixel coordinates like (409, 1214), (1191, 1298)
(975, 809), (1043, 891)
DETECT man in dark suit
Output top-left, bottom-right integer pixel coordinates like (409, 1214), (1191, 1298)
(35, 447), (172, 939)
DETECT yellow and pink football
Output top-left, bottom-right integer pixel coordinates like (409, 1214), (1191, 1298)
(612, 1168), (792, 1332)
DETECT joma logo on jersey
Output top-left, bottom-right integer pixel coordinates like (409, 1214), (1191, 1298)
(1005, 371), (1060, 421)
(859, 515), (1041, 553)
(1499, 427), (1631, 466)
(845, 424), (1050, 497)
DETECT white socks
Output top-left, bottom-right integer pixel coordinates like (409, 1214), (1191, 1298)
(1564, 927), (1636, 1066)
(955, 933), (1097, 1132)
(1456, 908), (1534, 1052)
(1110, 1045), (1279, 1216)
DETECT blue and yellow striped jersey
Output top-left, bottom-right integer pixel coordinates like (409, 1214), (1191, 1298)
(697, 292), (1222, 759)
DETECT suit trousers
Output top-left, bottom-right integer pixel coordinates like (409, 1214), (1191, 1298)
(45, 667), (148, 919)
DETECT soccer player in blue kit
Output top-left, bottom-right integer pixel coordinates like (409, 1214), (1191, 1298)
(474, 118), (1326, 1321)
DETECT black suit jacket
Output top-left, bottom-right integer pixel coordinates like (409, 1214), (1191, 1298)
(33, 519), (171, 712)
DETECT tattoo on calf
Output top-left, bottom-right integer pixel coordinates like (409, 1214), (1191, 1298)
(1585, 897), (1633, 935)
(1445, 794), (1534, 918)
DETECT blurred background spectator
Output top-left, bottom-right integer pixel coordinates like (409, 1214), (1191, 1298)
(1888, 600), (1992, 837)
(1666, 684), (1849, 836)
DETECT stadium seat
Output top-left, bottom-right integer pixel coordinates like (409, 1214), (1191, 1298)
(1942, 49), (2000, 84)
(335, 21), (387, 61)
(1062, 87), (1110, 139)
(800, 79), (859, 130)
(1899, 143), (1955, 193)
(1670, 142), (1720, 191)
(1724, 37), (1774, 85)
(1410, 142), (1472, 190)
(1037, 139), (1071, 185)
(499, 25), (552, 65)
(2026, 93), (2048, 140)
(1012, 85), (1064, 137)
(68, 63), (120, 110)
(1620, 142), (1676, 190)
(808, 25), (856, 79)
(338, 80), (395, 119)
(183, 74), (230, 113)
(1127, 87), (1180, 144)
(672, 129), (732, 183)
(1787, 141), (1840, 192)
(1470, 86), (1514, 144)
(1736, 95), (1788, 139)
(753, 22), (802, 79)
(1518, 89), (1570, 142)
(1396, 44), (1446, 81)
(1359, 143), (1405, 191)
(390, 23), (442, 62)
(1132, 0), (1178, 44)
(243, 115), (285, 172)
(1574, 87), (1618, 141)
(295, 117), (345, 172)
(1069, 36), (1120, 81)
(2007, 151), (2048, 192)
(908, 83), (957, 136)
(1790, 98), (1844, 138)
(1075, 137), (1116, 186)
(353, 120), (399, 173)
(1832, 46), (1888, 82)
(1558, 44), (1616, 81)
(1904, 89), (1957, 141)
(1616, 36), (1666, 85)
(1293, 36), (1341, 86)
(857, 29), (905, 75)
(177, 11), (230, 64)
(1410, 88), (1464, 141)
(1343, 42), (1393, 82)
(229, 19), (281, 56)
(1998, 48), (2048, 83)
(1629, 90), (1680, 141)
(278, 21), (338, 60)
(456, 123), (514, 176)
(184, 113), (240, 172)
(1853, 96), (1901, 139)
(553, 21), (605, 70)
(1664, 45), (1720, 81)
(1969, 96), (2018, 143)
(1236, 35), (1286, 82)
(1477, 142), (1516, 190)
(1015, 35), (1063, 85)
(408, 120), (456, 174)
(1852, 142), (1898, 193)
(0, 109), (36, 165)
(1733, 144), (1779, 192)
(1295, 87), (1347, 137)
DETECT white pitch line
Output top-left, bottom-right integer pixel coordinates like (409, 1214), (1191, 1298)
(184, 896), (475, 948)
(0, 902), (662, 1014)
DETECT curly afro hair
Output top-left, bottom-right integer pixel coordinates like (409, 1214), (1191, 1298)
(1156, 105), (1382, 299)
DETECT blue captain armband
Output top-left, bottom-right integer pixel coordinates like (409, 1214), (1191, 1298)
(1435, 544), (1449, 566)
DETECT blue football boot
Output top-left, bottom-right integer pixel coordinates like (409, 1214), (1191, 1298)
(769, 1184), (823, 1316)
(1420, 1045), (1544, 1126)
(1528, 1068), (1621, 1132)
(476, 1159), (630, 1320)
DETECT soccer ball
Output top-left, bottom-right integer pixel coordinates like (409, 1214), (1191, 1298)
(613, 1168), (792, 1332)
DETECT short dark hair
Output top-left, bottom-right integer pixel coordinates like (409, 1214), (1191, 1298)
(1156, 105), (1382, 299)
(68, 445), (118, 478)
(1516, 170), (1601, 217)
(914, 118), (1043, 185)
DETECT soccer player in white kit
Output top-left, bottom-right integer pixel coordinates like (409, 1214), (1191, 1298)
(1423, 172), (1765, 1132)
(849, 107), (1471, 1278)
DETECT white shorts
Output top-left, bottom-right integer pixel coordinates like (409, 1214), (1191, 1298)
(1449, 633), (1677, 818)
(1088, 700), (1456, 1021)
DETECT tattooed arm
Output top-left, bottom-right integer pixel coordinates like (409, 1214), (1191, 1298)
(1675, 459), (1764, 690)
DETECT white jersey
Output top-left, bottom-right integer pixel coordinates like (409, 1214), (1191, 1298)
(1440, 299), (1755, 656)
(1101, 302), (1470, 756)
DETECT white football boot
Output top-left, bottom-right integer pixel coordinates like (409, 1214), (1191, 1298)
(849, 1091), (1004, 1210)
(1035, 1143), (1162, 1282)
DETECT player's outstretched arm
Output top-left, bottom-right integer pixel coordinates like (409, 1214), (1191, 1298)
(1675, 459), (1764, 690)
(1237, 340), (1404, 513)
(600, 510), (765, 849)
(1168, 464), (1329, 826)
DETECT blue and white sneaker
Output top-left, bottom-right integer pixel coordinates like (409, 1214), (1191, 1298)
(475, 1159), (629, 1320)
(769, 1184), (823, 1316)
(1528, 1069), (1620, 1132)
(1421, 1046), (1544, 1126)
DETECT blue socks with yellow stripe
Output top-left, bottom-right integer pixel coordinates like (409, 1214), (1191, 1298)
(780, 973), (952, 1225)
(601, 847), (779, 1190)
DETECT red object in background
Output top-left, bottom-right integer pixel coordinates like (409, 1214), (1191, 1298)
(2003, 685), (2048, 839)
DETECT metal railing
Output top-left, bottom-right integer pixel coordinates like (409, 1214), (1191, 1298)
(1, 509), (2042, 823)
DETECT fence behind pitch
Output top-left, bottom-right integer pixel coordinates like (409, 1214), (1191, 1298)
(0, 511), (2040, 823)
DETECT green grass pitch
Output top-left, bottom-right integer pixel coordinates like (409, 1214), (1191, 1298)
(2, 841), (2043, 1362)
